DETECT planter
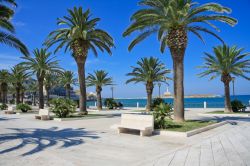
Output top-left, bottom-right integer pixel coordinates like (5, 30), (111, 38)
(153, 121), (228, 137)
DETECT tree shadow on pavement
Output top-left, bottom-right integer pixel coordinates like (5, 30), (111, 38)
(0, 127), (99, 156)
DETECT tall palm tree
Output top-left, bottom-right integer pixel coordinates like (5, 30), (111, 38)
(10, 64), (30, 104)
(21, 48), (61, 109)
(0, 70), (10, 104)
(198, 45), (250, 113)
(60, 71), (78, 99)
(86, 70), (113, 110)
(0, 0), (28, 55)
(123, 0), (237, 122)
(45, 7), (115, 114)
(126, 57), (171, 112)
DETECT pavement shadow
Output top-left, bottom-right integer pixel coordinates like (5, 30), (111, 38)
(0, 127), (99, 156)
(0, 117), (19, 121)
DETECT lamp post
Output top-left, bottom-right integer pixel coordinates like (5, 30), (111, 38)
(232, 77), (235, 97)
(158, 83), (161, 98)
(111, 86), (114, 99)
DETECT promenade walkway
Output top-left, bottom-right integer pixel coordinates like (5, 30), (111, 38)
(0, 109), (250, 166)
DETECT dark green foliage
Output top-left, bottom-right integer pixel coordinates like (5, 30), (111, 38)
(104, 98), (117, 109)
(231, 100), (246, 112)
(50, 98), (76, 118)
(0, 104), (8, 110)
(16, 103), (32, 113)
(153, 103), (173, 129)
(25, 101), (32, 105)
(152, 98), (165, 109)
(9, 99), (15, 104)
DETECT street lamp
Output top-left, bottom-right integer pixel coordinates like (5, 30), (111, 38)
(111, 86), (114, 99)
(158, 83), (161, 98)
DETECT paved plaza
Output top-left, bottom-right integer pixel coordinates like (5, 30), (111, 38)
(0, 109), (250, 166)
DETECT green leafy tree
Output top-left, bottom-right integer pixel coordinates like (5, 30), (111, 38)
(0, 0), (28, 55)
(86, 70), (113, 110)
(0, 70), (10, 104)
(198, 45), (250, 113)
(45, 7), (115, 114)
(10, 64), (30, 104)
(126, 57), (171, 112)
(21, 48), (61, 109)
(60, 71), (78, 99)
(123, 0), (237, 122)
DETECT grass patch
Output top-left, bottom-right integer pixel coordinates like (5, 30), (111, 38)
(206, 111), (250, 114)
(163, 120), (216, 132)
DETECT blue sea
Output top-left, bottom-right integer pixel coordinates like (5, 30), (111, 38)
(87, 95), (250, 108)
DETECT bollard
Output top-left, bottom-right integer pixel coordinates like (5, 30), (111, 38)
(137, 102), (139, 109)
(95, 102), (97, 107)
(204, 101), (207, 109)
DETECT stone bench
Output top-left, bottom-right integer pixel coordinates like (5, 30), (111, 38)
(35, 109), (50, 120)
(117, 113), (154, 136)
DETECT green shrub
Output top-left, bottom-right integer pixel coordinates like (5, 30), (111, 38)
(153, 103), (173, 129)
(0, 104), (8, 110)
(9, 99), (15, 104)
(231, 100), (246, 112)
(50, 98), (76, 118)
(16, 103), (32, 113)
(104, 98), (116, 109)
(25, 101), (32, 105)
(152, 98), (165, 110)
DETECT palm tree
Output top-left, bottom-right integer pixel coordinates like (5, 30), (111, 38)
(44, 72), (60, 106)
(0, 70), (10, 104)
(198, 45), (250, 113)
(126, 57), (171, 112)
(60, 71), (78, 99)
(86, 70), (113, 110)
(123, 0), (237, 122)
(21, 48), (61, 109)
(10, 64), (30, 104)
(45, 7), (115, 114)
(0, 0), (28, 55)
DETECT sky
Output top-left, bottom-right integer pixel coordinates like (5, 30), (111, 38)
(0, 0), (250, 98)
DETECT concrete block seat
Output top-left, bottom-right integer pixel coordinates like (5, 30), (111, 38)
(117, 113), (154, 136)
(35, 109), (50, 120)
(4, 106), (16, 114)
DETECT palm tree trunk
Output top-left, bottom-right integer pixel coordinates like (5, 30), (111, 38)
(66, 84), (71, 99)
(16, 86), (20, 104)
(38, 77), (44, 109)
(0, 91), (2, 103)
(172, 58), (185, 122)
(168, 27), (187, 122)
(224, 81), (233, 113)
(46, 88), (50, 107)
(33, 92), (36, 106)
(76, 61), (87, 114)
(146, 83), (153, 112)
(21, 91), (24, 103)
(96, 87), (102, 111)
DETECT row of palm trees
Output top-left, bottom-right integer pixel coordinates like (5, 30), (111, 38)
(1, 0), (249, 122)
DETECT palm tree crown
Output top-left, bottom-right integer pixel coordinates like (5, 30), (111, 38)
(0, 0), (28, 55)
(86, 70), (113, 88)
(198, 45), (250, 81)
(0, 69), (10, 104)
(60, 71), (78, 88)
(126, 57), (171, 84)
(21, 48), (61, 78)
(45, 7), (115, 59)
(123, 0), (237, 52)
